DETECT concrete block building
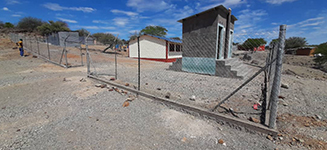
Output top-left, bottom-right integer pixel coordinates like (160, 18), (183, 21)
(170, 5), (250, 78)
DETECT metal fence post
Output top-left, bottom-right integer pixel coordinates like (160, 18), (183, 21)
(85, 34), (90, 75)
(115, 41), (118, 79)
(269, 25), (287, 129)
(46, 35), (51, 60)
(36, 36), (40, 56)
(137, 36), (140, 91)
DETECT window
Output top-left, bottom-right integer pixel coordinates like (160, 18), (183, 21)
(169, 43), (175, 52)
(176, 45), (181, 52)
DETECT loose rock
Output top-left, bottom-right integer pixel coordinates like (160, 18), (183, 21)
(165, 92), (171, 99)
(110, 77), (115, 81)
(249, 117), (260, 123)
(315, 115), (322, 120)
(95, 84), (102, 87)
(281, 83), (289, 89)
(125, 83), (130, 86)
(157, 88), (161, 91)
(181, 137), (187, 142)
(189, 95), (196, 101)
(267, 135), (273, 141)
(218, 139), (224, 144)
(123, 101), (130, 107)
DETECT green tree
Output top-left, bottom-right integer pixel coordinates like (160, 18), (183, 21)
(17, 17), (43, 32)
(285, 37), (307, 49)
(242, 38), (267, 50)
(0, 21), (4, 29)
(313, 42), (327, 65)
(76, 28), (90, 37)
(170, 37), (181, 40)
(269, 39), (279, 48)
(92, 33), (121, 52)
(37, 21), (70, 35)
(4, 22), (15, 28)
(129, 31), (141, 41)
(140, 25), (168, 37)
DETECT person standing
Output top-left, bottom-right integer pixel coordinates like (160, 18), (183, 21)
(17, 39), (24, 57)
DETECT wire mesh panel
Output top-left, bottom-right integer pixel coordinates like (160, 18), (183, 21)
(8, 33), (86, 68)
(85, 25), (284, 126)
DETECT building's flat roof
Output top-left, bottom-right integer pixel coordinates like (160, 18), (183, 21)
(177, 5), (237, 23)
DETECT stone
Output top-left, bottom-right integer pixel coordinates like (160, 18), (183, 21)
(100, 84), (107, 88)
(267, 135), (273, 141)
(249, 117), (260, 123)
(251, 60), (260, 65)
(125, 83), (130, 86)
(108, 89), (114, 91)
(145, 83), (148, 85)
(218, 139), (224, 144)
(95, 84), (102, 87)
(243, 53), (252, 61)
(299, 139), (304, 143)
(80, 78), (87, 82)
(282, 103), (288, 106)
(110, 77), (115, 81)
(315, 115), (322, 120)
(165, 92), (171, 99)
(189, 95), (196, 101)
(123, 101), (130, 107)
(157, 88), (161, 90)
(181, 137), (187, 142)
(281, 83), (289, 89)
(279, 137), (283, 141)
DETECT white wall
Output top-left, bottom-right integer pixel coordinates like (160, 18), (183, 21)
(129, 35), (166, 59)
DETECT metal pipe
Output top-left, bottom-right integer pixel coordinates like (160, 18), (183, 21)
(137, 36), (141, 91)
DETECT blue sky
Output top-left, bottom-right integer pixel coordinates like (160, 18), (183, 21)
(1, 0), (326, 44)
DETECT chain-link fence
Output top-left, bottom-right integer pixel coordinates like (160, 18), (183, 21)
(87, 25), (287, 128)
(9, 32), (88, 68)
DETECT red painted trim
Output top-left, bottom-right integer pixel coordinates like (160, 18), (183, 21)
(166, 41), (168, 60)
(130, 57), (180, 63)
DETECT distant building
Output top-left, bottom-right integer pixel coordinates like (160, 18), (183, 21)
(285, 47), (316, 56)
(47, 32), (80, 47)
(129, 34), (182, 62)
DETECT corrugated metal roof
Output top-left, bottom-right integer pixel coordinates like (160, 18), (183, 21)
(145, 34), (182, 44)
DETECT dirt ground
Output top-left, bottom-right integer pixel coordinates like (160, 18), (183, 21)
(1, 37), (327, 149)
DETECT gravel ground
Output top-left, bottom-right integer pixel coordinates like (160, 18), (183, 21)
(0, 48), (279, 149)
(2, 38), (327, 149)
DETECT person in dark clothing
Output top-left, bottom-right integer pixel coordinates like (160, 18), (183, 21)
(17, 39), (24, 57)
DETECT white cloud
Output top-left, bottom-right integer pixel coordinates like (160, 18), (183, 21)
(12, 14), (21, 17)
(6, 0), (20, 5)
(113, 18), (129, 26)
(201, 0), (246, 10)
(127, 0), (173, 12)
(286, 12), (327, 44)
(288, 17), (324, 29)
(111, 9), (138, 17)
(173, 5), (194, 19)
(129, 30), (140, 34)
(92, 20), (110, 24)
(57, 17), (78, 23)
(235, 9), (268, 31)
(2, 7), (9, 11)
(43, 3), (96, 13)
(265, 0), (297, 4)
(106, 31), (120, 35)
(71, 25), (116, 30)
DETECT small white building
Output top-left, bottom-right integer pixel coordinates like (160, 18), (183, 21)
(129, 34), (182, 62)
